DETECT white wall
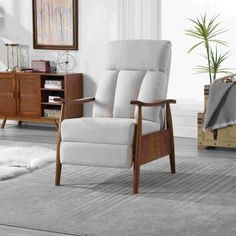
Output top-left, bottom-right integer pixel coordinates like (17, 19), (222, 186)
(0, 0), (118, 116)
(162, 0), (236, 138)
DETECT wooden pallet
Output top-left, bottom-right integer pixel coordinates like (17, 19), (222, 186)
(198, 84), (236, 149)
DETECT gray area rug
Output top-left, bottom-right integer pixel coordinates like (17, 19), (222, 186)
(0, 140), (236, 236)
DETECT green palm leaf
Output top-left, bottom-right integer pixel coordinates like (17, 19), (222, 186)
(185, 14), (231, 84)
(188, 42), (204, 53)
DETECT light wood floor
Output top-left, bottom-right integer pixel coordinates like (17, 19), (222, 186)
(0, 122), (57, 144)
(0, 122), (235, 236)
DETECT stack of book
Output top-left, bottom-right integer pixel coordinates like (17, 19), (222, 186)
(44, 109), (61, 119)
(44, 80), (63, 89)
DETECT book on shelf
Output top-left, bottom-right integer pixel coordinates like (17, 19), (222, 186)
(48, 96), (61, 103)
(44, 109), (61, 119)
(44, 80), (63, 89)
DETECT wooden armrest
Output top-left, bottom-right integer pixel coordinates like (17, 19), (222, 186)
(130, 99), (176, 107)
(54, 97), (95, 104)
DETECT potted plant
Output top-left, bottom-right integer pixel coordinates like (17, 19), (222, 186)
(185, 14), (233, 111)
(185, 14), (232, 84)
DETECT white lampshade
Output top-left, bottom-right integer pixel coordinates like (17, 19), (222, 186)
(0, 13), (4, 18)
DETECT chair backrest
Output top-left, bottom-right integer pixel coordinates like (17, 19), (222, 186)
(93, 40), (172, 124)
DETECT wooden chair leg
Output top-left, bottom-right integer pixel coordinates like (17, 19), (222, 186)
(133, 105), (142, 194)
(169, 125), (176, 174)
(169, 151), (176, 174)
(55, 129), (62, 185)
(55, 102), (64, 186)
(133, 162), (140, 194)
(166, 104), (176, 174)
(55, 160), (62, 186)
(1, 116), (7, 129)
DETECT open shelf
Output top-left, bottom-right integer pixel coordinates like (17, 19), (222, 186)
(41, 90), (64, 103)
(40, 75), (65, 119)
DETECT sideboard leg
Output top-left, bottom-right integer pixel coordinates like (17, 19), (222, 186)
(1, 116), (7, 129)
(18, 121), (22, 126)
(55, 120), (59, 130)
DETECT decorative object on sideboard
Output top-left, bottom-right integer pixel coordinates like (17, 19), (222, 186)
(32, 60), (50, 73)
(49, 61), (57, 73)
(20, 45), (30, 70)
(56, 51), (76, 72)
(5, 43), (21, 72)
(32, 0), (78, 50)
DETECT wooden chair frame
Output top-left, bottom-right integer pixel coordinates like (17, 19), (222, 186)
(54, 97), (176, 194)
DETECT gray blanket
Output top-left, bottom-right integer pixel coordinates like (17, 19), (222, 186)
(204, 82), (236, 130)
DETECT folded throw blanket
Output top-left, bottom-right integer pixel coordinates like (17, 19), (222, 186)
(204, 82), (236, 130)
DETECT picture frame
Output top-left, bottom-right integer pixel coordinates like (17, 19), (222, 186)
(32, 0), (78, 50)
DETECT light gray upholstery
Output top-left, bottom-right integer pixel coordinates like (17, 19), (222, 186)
(106, 40), (171, 72)
(61, 40), (172, 169)
(61, 142), (133, 168)
(61, 118), (160, 168)
(113, 70), (145, 118)
(62, 118), (160, 144)
(93, 40), (172, 123)
(134, 70), (167, 122)
(92, 70), (119, 117)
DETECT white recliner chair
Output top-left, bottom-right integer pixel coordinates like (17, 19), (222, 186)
(55, 40), (176, 194)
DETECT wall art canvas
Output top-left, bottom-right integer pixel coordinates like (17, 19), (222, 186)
(33, 0), (78, 50)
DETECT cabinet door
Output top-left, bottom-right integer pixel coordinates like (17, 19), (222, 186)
(17, 74), (41, 117)
(0, 74), (17, 116)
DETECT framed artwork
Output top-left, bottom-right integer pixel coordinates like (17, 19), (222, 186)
(32, 0), (78, 50)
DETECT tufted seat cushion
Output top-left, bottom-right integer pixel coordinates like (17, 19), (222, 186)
(61, 117), (160, 145)
(60, 117), (160, 168)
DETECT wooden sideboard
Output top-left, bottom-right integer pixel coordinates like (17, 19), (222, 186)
(0, 72), (83, 128)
